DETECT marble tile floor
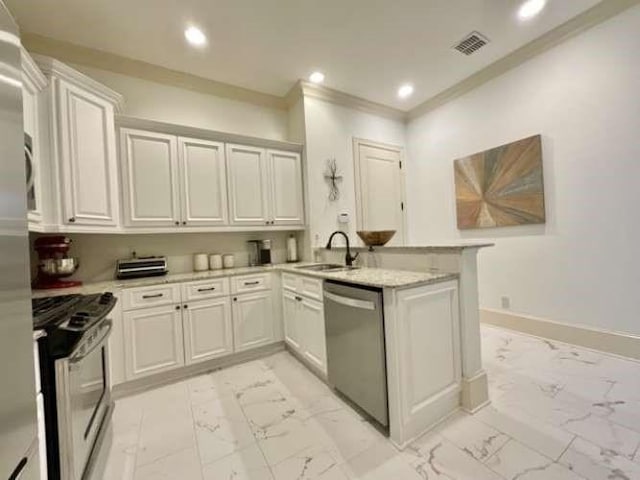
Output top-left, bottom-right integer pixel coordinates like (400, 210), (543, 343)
(101, 325), (640, 480)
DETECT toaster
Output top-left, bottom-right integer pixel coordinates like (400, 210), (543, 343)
(116, 256), (168, 279)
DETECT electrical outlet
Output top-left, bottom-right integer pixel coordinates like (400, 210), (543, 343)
(501, 296), (511, 309)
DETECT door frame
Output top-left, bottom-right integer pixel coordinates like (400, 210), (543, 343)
(352, 137), (407, 245)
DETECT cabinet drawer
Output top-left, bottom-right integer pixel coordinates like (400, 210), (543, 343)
(231, 273), (271, 294)
(282, 273), (298, 292)
(300, 276), (323, 301)
(122, 284), (180, 311)
(182, 278), (229, 301)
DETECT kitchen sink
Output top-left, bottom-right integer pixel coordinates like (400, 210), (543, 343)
(295, 264), (343, 271)
(295, 264), (360, 272)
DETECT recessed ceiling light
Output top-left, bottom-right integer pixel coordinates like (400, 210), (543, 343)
(185, 26), (207, 47)
(397, 83), (414, 99)
(518, 0), (547, 20)
(309, 71), (325, 84)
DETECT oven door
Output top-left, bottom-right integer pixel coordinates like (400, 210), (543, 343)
(55, 320), (112, 480)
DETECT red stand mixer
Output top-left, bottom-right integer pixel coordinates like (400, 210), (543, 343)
(33, 236), (82, 289)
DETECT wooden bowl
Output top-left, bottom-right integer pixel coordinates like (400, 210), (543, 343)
(356, 230), (396, 247)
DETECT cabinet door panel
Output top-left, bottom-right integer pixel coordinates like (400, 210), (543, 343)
(267, 150), (304, 225)
(232, 291), (274, 352)
(120, 129), (179, 226)
(179, 138), (228, 226)
(183, 298), (233, 364)
(301, 298), (327, 374)
(226, 144), (269, 225)
(124, 305), (184, 380)
(57, 80), (118, 226)
(282, 291), (301, 352)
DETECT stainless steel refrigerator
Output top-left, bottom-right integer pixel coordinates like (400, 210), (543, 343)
(0, 1), (41, 478)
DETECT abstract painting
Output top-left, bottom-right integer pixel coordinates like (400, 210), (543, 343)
(454, 135), (545, 229)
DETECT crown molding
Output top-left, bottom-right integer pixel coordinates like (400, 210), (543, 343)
(21, 33), (287, 111)
(292, 80), (407, 121)
(20, 0), (639, 123)
(33, 53), (125, 112)
(20, 46), (47, 90)
(408, 0), (640, 120)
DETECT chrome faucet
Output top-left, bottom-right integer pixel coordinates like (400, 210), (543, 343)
(325, 231), (359, 266)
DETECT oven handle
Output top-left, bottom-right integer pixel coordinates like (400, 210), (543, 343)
(69, 320), (113, 364)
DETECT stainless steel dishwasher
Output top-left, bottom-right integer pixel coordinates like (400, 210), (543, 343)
(324, 280), (388, 427)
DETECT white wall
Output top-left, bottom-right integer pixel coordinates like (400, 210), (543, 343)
(406, 5), (640, 336)
(302, 97), (406, 250)
(72, 64), (289, 141)
(30, 231), (295, 283)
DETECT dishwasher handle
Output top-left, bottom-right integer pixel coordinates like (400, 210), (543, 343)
(324, 290), (376, 311)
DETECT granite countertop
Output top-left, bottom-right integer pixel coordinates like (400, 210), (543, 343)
(317, 242), (494, 253)
(278, 263), (458, 289)
(31, 265), (279, 298)
(32, 262), (458, 298)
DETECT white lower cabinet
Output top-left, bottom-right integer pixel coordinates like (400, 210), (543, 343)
(123, 304), (185, 380)
(300, 297), (327, 372)
(232, 291), (275, 352)
(183, 297), (233, 364)
(118, 275), (277, 383)
(282, 274), (327, 375)
(282, 291), (302, 351)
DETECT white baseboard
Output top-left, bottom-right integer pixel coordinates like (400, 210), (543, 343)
(480, 308), (640, 362)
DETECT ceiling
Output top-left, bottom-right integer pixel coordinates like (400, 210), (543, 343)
(6, 0), (603, 111)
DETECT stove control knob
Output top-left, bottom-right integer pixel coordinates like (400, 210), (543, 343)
(69, 314), (89, 327)
(99, 292), (114, 304)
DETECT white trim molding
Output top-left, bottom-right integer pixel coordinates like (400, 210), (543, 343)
(33, 53), (125, 113)
(481, 308), (640, 362)
(288, 80), (406, 121)
(408, 0), (640, 119)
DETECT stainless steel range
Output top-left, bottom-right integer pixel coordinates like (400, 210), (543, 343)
(33, 292), (117, 480)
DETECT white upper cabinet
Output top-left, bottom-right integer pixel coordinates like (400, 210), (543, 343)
(36, 55), (124, 230)
(267, 149), (304, 225)
(120, 128), (180, 227)
(22, 48), (48, 229)
(178, 138), (228, 226)
(226, 144), (270, 226)
(57, 80), (120, 226)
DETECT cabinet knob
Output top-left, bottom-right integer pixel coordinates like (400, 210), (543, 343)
(183, 304), (188, 309)
(174, 221), (179, 226)
(265, 221), (269, 225)
(68, 217), (76, 223)
(182, 221), (187, 225)
(233, 297), (237, 302)
(175, 305), (181, 311)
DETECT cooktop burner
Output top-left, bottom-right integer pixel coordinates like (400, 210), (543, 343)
(32, 294), (83, 329)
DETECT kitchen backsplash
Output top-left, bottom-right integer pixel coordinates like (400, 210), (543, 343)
(29, 231), (302, 283)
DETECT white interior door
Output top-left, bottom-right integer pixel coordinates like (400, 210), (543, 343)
(120, 128), (180, 227)
(179, 138), (228, 226)
(354, 140), (406, 245)
(226, 144), (269, 225)
(267, 149), (304, 225)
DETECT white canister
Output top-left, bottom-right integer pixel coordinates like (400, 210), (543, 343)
(222, 254), (235, 269)
(193, 253), (209, 272)
(209, 254), (223, 270)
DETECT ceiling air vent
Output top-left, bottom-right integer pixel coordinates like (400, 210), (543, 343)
(453, 31), (489, 56)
